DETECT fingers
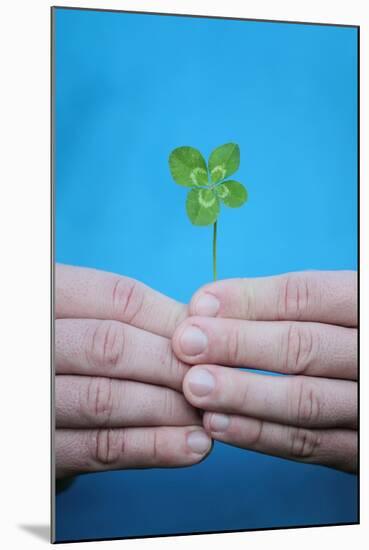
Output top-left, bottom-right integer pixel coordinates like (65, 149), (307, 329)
(189, 271), (357, 327)
(56, 319), (188, 391)
(202, 413), (357, 473)
(55, 426), (212, 478)
(183, 366), (357, 429)
(172, 317), (357, 380)
(56, 375), (201, 428)
(56, 264), (186, 338)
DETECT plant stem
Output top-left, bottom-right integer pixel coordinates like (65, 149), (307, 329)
(213, 220), (217, 281)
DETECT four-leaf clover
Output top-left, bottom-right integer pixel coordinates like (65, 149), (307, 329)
(168, 143), (248, 280)
(169, 143), (247, 226)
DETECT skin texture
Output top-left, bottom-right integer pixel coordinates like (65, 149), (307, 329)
(55, 264), (212, 478)
(172, 271), (358, 473)
(56, 266), (357, 476)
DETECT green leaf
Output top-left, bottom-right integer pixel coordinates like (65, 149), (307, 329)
(186, 188), (220, 226)
(215, 180), (247, 207)
(169, 146), (208, 187)
(208, 143), (240, 183)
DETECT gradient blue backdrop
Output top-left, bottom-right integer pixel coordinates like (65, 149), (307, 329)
(54, 8), (358, 542)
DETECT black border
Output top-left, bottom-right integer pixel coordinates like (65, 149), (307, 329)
(53, 5), (359, 27)
(357, 24), (360, 525)
(51, 5), (360, 545)
(51, 5), (56, 545)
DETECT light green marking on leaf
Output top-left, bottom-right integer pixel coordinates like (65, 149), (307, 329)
(186, 188), (220, 226)
(217, 180), (248, 208)
(169, 146), (208, 187)
(199, 188), (217, 208)
(210, 165), (226, 183)
(215, 183), (229, 200)
(208, 143), (240, 183)
(190, 166), (208, 185)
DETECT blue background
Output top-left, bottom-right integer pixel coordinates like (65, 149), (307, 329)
(54, 8), (358, 543)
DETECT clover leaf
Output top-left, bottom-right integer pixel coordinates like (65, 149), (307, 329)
(216, 180), (248, 207)
(208, 143), (240, 183)
(186, 188), (220, 226)
(169, 146), (208, 187)
(168, 143), (248, 280)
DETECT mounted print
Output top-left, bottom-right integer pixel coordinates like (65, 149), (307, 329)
(51, 6), (359, 544)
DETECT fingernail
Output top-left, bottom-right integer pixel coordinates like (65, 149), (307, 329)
(180, 326), (208, 356)
(194, 293), (220, 316)
(209, 413), (230, 432)
(187, 368), (215, 396)
(187, 430), (211, 454)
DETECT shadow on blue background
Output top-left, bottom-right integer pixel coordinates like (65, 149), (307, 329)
(54, 8), (358, 542)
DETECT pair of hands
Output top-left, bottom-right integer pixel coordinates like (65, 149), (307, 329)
(55, 265), (357, 478)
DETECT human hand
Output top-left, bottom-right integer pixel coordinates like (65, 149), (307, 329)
(172, 271), (357, 473)
(55, 264), (212, 478)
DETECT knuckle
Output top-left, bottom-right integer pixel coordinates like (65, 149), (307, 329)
(162, 388), (176, 420)
(81, 377), (114, 425)
(111, 276), (145, 324)
(90, 429), (124, 467)
(236, 376), (250, 413)
(241, 280), (254, 319)
(246, 419), (265, 446)
(290, 378), (321, 427)
(86, 320), (126, 370)
(288, 426), (321, 459)
(227, 326), (242, 364)
(167, 341), (186, 390)
(151, 430), (159, 463)
(278, 274), (312, 320)
(146, 429), (175, 466)
(283, 323), (315, 374)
